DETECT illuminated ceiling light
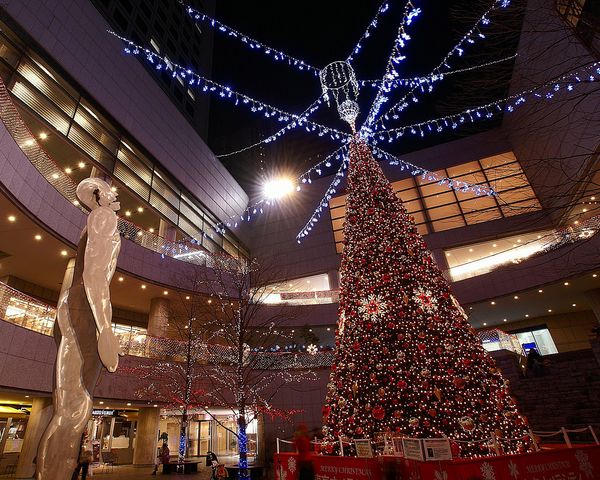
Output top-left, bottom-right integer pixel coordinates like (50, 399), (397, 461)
(73, 200), (80, 206)
(548, 309), (552, 312)
(149, 228), (155, 233)
(445, 252), (451, 257)
(525, 314), (529, 318)
(564, 282), (569, 286)
(125, 211), (131, 217)
(537, 235), (541, 239)
(163, 290), (168, 295)
(594, 274), (598, 278)
(574, 221), (579, 225)
(572, 303), (577, 307)
(503, 318), (507, 322)
(7, 215), (16, 222)
(136, 231), (143, 236)
(583, 208), (588, 212)
(483, 322), (487, 326)
(153, 404), (158, 408)
(127, 402), (132, 406)
(514, 295), (519, 300)
(326, 327), (331, 331)
(517, 239), (522, 243)
(490, 301), (496, 305)
(185, 296), (190, 300)
(51, 173), (59, 179)
(291, 329), (295, 333)
(288, 283), (293, 287)
(309, 328), (313, 332)
(111, 187), (117, 193)
(467, 258), (472, 262)
(492, 243), (497, 248)
(306, 280), (311, 284)
(207, 299), (212, 304)
(34, 234), (42, 241)
(137, 207), (144, 213)
(468, 248), (474, 252)
(538, 289), (543, 293)
(263, 177), (294, 200)
(25, 395), (30, 398)
(592, 197), (596, 201)
(141, 284), (146, 289)
(60, 250), (68, 256)
(78, 162), (86, 169)
(64, 167), (72, 174)
(39, 132), (48, 140)
(118, 277), (124, 282)
(99, 401), (104, 405)
(24, 139), (34, 146)
(512, 244), (517, 248)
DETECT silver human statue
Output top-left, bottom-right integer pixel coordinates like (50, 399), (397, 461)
(36, 178), (122, 480)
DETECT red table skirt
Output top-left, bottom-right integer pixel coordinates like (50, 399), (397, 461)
(275, 444), (600, 480)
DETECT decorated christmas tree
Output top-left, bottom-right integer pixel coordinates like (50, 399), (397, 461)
(321, 139), (532, 457)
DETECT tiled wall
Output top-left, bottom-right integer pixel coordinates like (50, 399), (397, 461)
(3, 0), (248, 226)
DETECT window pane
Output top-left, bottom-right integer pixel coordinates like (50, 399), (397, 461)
(332, 217), (344, 231)
(403, 199), (423, 213)
(336, 242), (344, 253)
(397, 187), (420, 202)
(422, 191), (455, 209)
(499, 186), (537, 204)
(464, 208), (502, 224)
(410, 211), (427, 225)
(446, 161), (480, 178)
(333, 230), (344, 243)
(501, 199), (542, 217)
(427, 202), (462, 221)
(330, 206), (345, 220)
(492, 173), (530, 192)
(432, 216), (466, 231)
(329, 195), (346, 209)
(459, 195), (498, 213)
(479, 152), (518, 169)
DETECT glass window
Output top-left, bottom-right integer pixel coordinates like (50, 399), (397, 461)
(421, 191), (456, 209)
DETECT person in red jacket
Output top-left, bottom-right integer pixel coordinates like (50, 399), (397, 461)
(294, 424), (314, 480)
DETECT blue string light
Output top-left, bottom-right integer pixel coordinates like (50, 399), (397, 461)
(110, 32), (352, 143)
(181, 1), (320, 76)
(347, 1), (391, 64)
(368, 0), (513, 131)
(363, 0), (422, 129)
(370, 61), (600, 142)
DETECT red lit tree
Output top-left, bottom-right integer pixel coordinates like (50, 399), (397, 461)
(321, 140), (532, 457)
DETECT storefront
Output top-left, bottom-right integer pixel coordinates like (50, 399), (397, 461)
(87, 409), (138, 465)
(159, 408), (260, 462)
(0, 409), (29, 472)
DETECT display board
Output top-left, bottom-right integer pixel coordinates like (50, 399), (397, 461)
(401, 438), (424, 461)
(423, 438), (452, 461)
(354, 439), (374, 458)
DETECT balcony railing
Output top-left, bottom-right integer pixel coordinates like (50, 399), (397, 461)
(0, 281), (333, 369)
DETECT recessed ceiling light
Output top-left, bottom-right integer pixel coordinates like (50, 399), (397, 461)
(548, 309), (552, 313)
(118, 277), (124, 282)
(288, 284), (293, 287)
(483, 322), (487, 326)
(594, 274), (598, 278)
(574, 221), (579, 225)
(137, 231), (143, 236)
(467, 258), (472, 262)
(25, 395), (30, 398)
(517, 239), (521, 243)
(537, 235), (542, 239)
(512, 244), (517, 248)
(7, 215), (16, 222)
(185, 296), (190, 300)
(99, 401), (104, 405)
(137, 207), (144, 213)
(153, 404), (158, 408)
(468, 248), (474, 252)
(60, 250), (68, 256)
(583, 208), (588, 212)
(491, 301), (496, 305)
(514, 295), (519, 300)
(127, 402), (132, 406)
(525, 314), (529, 318)
(125, 211), (131, 217)
(111, 186), (117, 192)
(52, 173), (59, 179)
(34, 234), (42, 241)
(564, 282), (569, 286)
(163, 291), (168, 295)
(64, 167), (72, 174)
(24, 139), (34, 146)
(306, 280), (311, 284)
(39, 132), (48, 140)
(78, 162), (86, 169)
(446, 252), (451, 257)
(207, 299), (212, 304)
(149, 228), (155, 233)
(326, 327), (331, 331)
(503, 318), (507, 322)
(592, 197), (596, 201)
(141, 284), (146, 289)
(538, 289), (543, 293)
(73, 200), (80, 206)
(492, 243), (497, 247)
(572, 303), (577, 307)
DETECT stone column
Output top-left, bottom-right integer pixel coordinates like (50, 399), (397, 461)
(584, 289), (600, 323)
(133, 407), (160, 466)
(148, 298), (170, 337)
(159, 219), (177, 243)
(15, 397), (53, 479)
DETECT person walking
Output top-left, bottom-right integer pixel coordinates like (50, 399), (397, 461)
(71, 449), (92, 480)
(294, 424), (315, 480)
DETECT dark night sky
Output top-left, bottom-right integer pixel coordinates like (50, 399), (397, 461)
(205, 1), (519, 195)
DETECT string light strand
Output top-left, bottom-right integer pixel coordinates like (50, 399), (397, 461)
(347, 1), (391, 64)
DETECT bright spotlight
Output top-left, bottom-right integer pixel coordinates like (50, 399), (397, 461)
(263, 178), (294, 199)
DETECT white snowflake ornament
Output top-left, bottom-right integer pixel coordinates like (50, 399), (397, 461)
(413, 287), (438, 313)
(287, 456), (297, 474)
(480, 461), (496, 480)
(359, 294), (387, 321)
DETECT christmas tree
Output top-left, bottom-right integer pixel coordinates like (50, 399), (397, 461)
(321, 139), (532, 457)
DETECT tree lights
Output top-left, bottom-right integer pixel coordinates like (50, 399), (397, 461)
(320, 139), (532, 457)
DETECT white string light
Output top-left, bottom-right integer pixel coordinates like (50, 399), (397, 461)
(180, 1), (320, 76)
(363, 0), (422, 129)
(217, 97), (324, 158)
(297, 152), (350, 242)
(371, 146), (496, 196)
(369, 0), (513, 131)
(347, 1), (391, 64)
(110, 32), (352, 142)
(373, 61), (600, 141)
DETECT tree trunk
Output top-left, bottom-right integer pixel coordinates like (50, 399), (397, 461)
(238, 410), (249, 480)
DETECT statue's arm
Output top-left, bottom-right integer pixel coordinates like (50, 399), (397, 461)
(83, 208), (121, 372)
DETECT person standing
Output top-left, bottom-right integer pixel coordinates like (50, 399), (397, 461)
(294, 424), (315, 480)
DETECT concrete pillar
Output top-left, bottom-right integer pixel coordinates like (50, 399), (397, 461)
(15, 397), (53, 479)
(327, 270), (340, 291)
(133, 407), (160, 466)
(584, 289), (600, 323)
(159, 219), (177, 243)
(148, 298), (170, 337)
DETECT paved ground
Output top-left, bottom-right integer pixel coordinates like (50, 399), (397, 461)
(0, 464), (216, 479)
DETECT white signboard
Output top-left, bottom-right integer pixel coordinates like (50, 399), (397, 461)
(423, 438), (452, 461)
(401, 438), (424, 461)
(354, 439), (374, 458)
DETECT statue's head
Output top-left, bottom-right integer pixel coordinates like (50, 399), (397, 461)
(76, 177), (120, 212)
